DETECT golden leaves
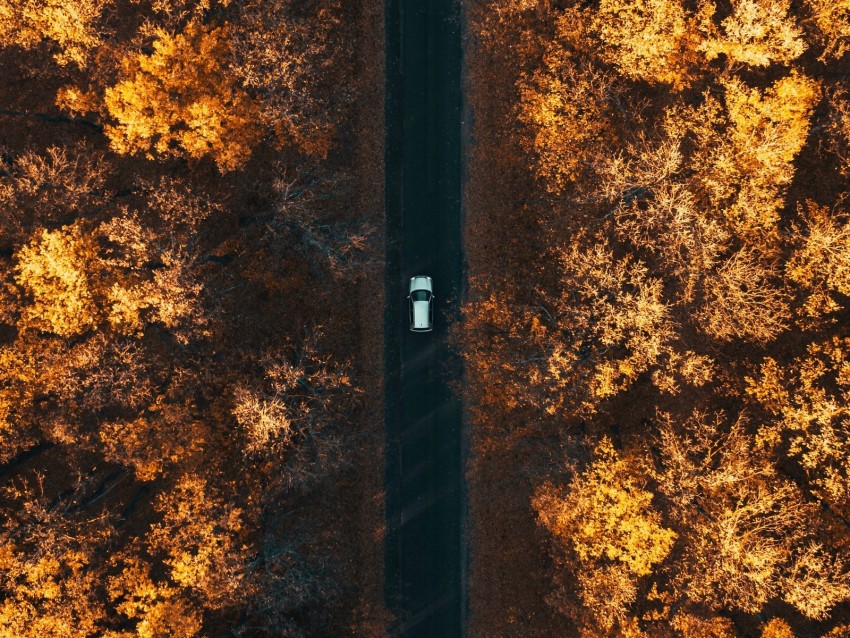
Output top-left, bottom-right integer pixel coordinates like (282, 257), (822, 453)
(747, 338), (850, 514)
(517, 60), (611, 192)
(0, 0), (109, 67)
(149, 474), (248, 609)
(655, 410), (823, 615)
(12, 215), (206, 342)
(537, 438), (675, 577)
(698, 0), (806, 67)
(788, 201), (850, 318)
(693, 72), (820, 241)
(698, 248), (789, 342)
(14, 226), (99, 337)
(104, 23), (262, 172)
(592, 0), (702, 89)
(803, 0), (850, 61)
(551, 240), (675, 410)
(534, 438), (675, 631)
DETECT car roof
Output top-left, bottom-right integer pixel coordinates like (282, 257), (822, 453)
(409, 275), (432, 293)
(412, 300), (431, 329)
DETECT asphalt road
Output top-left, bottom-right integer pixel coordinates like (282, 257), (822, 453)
(384, 0), (464, 636)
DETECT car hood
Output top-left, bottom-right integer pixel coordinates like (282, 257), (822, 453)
(409, 276), (432, 294)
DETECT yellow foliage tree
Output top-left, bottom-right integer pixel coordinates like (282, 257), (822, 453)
(148, 474), (250, 609)
(670, 610), (736, 638)
(657, 410), (850, 618)
(534, 438), (675, 633)
(517, 53), (612, 192)
(787, 201), (850, 318)
(829, 94), (850, 174)
(13, 217), (206, 342)
(542, 240), (676, 414)
(104, 22), (262, 172)
(602, 138), (732, 302)
(747, 337), (850, 515)
(0, 344), (40, 462)
(591, 0), (702, 89)
(459, 242), (676, 421)
(232, 343), (354, 458)
(698, 0), (806, 67)
(0, 485), (111, 637)
(802, 0), (850, 61)
(106, 555), (202, 638)
(0, 0), (109, 66)
(14, 226), (100, 337)
(761, 618), (794, 638)
(697, 248), (789, 343)
(688, 72), (820, 241)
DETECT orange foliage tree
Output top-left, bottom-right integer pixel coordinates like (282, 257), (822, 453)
(591, 0), (702, 89)
(104, 22), (262, 172)
(748, 337), (850, 516)
(802, 0), (850, 61)
(460, 239), (675, 421)
(0, 0), (110, 66)
(655, 410), (850, 619)
(533, 437), (676, 633)
(698, 0), (806, 67)
(517, 45), (613, 192)
(0, 480), (112, 636)
(787, 201), (850, 319)
(682, 72), (820, 243)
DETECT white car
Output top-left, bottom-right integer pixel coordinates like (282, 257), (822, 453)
(408, 276), (434, 332)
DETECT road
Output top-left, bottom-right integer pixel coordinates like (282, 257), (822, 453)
(384, 0), (465, 636)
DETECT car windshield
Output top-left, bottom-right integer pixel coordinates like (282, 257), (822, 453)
(411, 290), (431, 302)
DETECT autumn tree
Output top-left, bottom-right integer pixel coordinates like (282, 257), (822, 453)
(462, 239), (675, 420)
(104, 473), (252, 636)
(533, 437), (676, 634)
(232, 332), (358, 491)
(104, 22), (262, 172)
(697, 248), (789, 343)
(602, 138), (731, 302)
(655, 410), (850, 618)
(517, 48), (613, 192)
(827, 93), (850, 175)
(747, 337), (850, 517)
(0, 342), (40, 462)
(106, 556), (202, 638)
(14, 220), (206, 343)
(14, 224), (101, 337)
(698, 0), (806, 67)
(262, 171), (377, 277)
(0, 479), (112, 636)
(542, 240), (675, 413)
(136, 0), (232, 21)
(147, 474), (250, 610)
(760, 618), (794, 638)
(590, 0), (702, 89)
(0, 0), (110, 66)
(802, 0), (850, 61)
(669, 610), (736, 638)
(787, 201), (850, 319)
(229, 0), (345, 158)
(0, 146), (107, 250)
(683, 72), (820, 243)
(3, 162), (215, 478)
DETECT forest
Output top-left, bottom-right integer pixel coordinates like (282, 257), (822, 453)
(463, 0), (850, 636)
(4, 0), (850, 636)
(0, 0), (385, 636)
